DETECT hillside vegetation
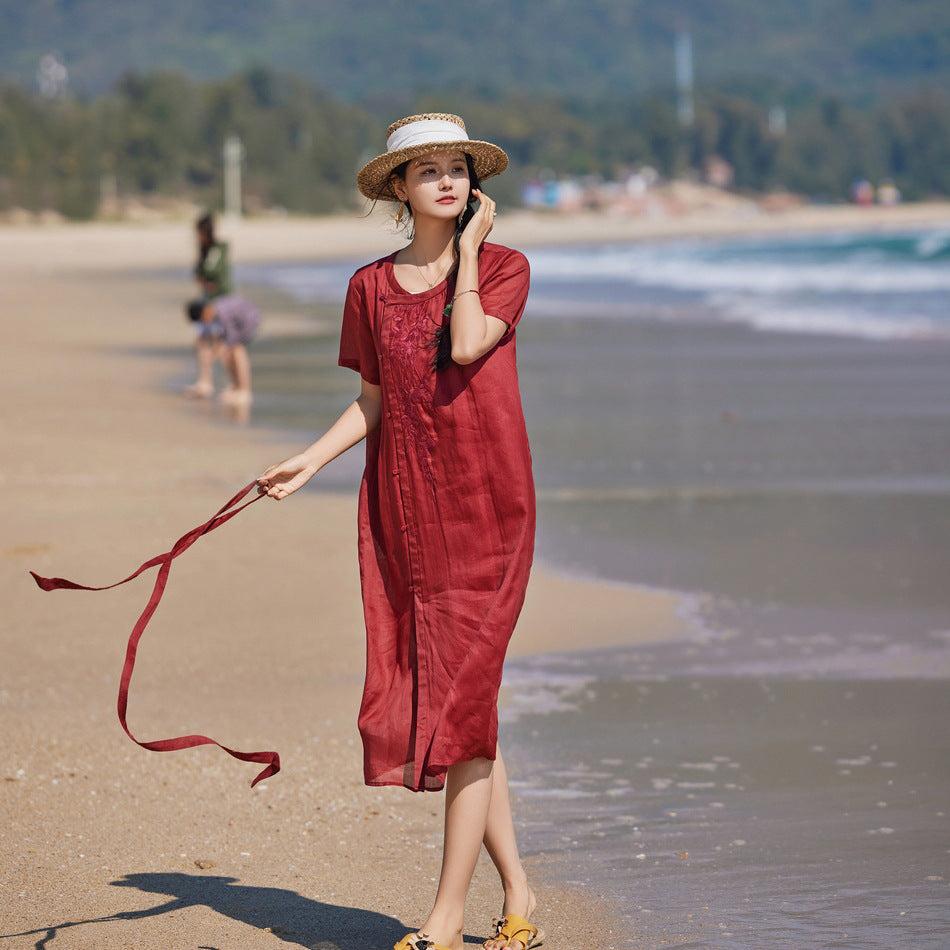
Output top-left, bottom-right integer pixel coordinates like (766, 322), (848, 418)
(2, 66), (948, 220)
(2, 2), (949, 219)
(1, 0), (948, 102)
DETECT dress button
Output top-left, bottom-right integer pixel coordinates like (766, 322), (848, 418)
(391, 468), (399, 476)
(401, 524), (408, 532)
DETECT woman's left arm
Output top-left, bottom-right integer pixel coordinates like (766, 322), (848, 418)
(449, 189), (509, 365)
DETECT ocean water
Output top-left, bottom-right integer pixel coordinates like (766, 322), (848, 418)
(241, 224), (950, 341)
(234, 225), (950, 948)
(522, 226), (950, 340)
(500, 666), (950, 949)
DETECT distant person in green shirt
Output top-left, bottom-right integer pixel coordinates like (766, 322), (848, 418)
(185, 211), (231, 399)
(185, 212), (261, 418)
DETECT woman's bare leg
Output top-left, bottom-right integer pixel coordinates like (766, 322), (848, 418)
(228, 343), (252, 396)
(218, 345), (252, 420)
(482, 747), (535, 950)
(220, 344), (251, 394)
(187, 336), (217, 396)
(417, 757), (494, 950)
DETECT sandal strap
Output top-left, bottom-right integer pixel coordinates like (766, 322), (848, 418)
(498, 914), (538, 943)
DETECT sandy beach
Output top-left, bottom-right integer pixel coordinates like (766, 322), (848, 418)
(0, 208), (700, 950)
(2, 200), (948, 949)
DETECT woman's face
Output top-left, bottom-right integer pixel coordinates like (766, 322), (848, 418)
(393, 150), (471, 220)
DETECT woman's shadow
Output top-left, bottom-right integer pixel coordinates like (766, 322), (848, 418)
(2, 872), (408, 950)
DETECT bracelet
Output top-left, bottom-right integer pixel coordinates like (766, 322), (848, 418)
(452, 289), (480, 302)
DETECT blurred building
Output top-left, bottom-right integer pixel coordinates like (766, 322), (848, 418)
(37, 54), (68, 98)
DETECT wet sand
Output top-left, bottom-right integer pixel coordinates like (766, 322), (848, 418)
(517, 314), (950, 674)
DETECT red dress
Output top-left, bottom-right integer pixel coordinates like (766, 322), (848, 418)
(338, 242), (535, 791)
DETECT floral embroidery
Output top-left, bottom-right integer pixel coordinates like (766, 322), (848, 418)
(387, 300), (439, 493)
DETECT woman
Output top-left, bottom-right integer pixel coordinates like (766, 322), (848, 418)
(186, 211), (232, 398)
(257, 114), (542, 950)
(186, 212), (261, 414)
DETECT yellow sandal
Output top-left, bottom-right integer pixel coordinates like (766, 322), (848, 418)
(394, 932), (452, 950)
(484, 914), (544, 950)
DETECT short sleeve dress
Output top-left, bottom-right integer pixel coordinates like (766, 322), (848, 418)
(339, 242), (535, 792)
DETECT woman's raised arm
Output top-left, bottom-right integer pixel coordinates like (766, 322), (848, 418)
(449, 189), (509, 365)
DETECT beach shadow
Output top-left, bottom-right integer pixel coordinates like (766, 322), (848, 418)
(1, 871), (409, 950)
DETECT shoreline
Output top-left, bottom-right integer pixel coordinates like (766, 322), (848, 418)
(1, 199), (947, 273)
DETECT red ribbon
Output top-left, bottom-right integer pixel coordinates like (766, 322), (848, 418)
(31, 481), (279, 788)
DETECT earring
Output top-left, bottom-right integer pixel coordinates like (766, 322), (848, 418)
(395, 205), (405, 224)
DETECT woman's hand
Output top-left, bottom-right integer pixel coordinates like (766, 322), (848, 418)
(458, 188), (497, 254)
(256, 454), (317, 500)
(256, 380), (382, 501)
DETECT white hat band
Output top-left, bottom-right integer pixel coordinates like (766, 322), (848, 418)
(386, 119), (469, 153)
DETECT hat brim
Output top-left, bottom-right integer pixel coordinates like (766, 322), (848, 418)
(357, 140), (509, 201)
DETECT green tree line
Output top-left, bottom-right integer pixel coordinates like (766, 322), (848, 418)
(1, 68), (948, 220)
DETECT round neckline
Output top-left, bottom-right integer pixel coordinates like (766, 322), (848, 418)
(385, 252), (456, 299)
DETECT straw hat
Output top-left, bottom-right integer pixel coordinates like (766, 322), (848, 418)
(357, 113), (509, 201)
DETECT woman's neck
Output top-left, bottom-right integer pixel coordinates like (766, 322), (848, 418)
(406, 216), (457, 265)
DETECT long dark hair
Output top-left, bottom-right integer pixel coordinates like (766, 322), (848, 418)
(453, 153), (483, 253)
(195, 212), (216, 267)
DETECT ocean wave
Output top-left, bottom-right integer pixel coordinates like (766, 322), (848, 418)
(237, 226), (950, 342)
(708, 293), (947, 340)
(526, 231), (950, 296)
